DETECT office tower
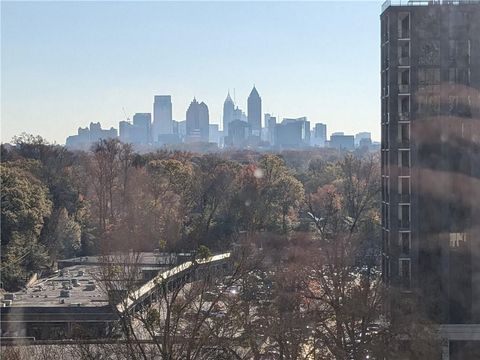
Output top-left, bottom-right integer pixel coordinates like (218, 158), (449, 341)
(186, 98), (209, 143)
(66, 122), (117, 150)
(223, 92), (235, 135)
(225, 119), (251, 148)
(233, 107), (247, 123)
(119, 121), (133, 143)
(132, 113), (151, 144)
(329, 134), (355, 151)
(274, 117), (310, 148)
(152, 95), (173, 142)
(312, 123), (327, 147)
(265, 113), (277, 145)
(209, 124), (221, 145)
(355, 132), (371, 147)
(381, 1), (480, 358)
(247, 86), (262, 136)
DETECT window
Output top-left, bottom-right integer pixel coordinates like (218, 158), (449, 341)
(398, 204), (410, 229)
(398, 68), (410, 93)
(418, 41), (440, 66)
(398, 41), (410, 65)
(398, 123), (409, 147)
(400, 232), (411, 254)
(399, 259), (411, 288)
(449, 40), (470, 64)
(398, 176), (410, 202)
(418, 95), (440, 114)
(418, 68), (440, 85)
(399, 150), (410, 169)
(449, 233), (467, 248)
(398, 96), (410, 118)
(398, 13), (410, 39)
(448, 68), (470, 85)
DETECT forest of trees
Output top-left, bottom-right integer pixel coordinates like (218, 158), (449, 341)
(2, 134), (436, 359)
(1, 134), (371, 291)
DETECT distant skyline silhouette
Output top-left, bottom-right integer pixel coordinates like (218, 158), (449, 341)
(1, 1), (382, 144)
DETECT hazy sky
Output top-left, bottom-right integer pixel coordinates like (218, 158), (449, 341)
(1, 1), (382, 144)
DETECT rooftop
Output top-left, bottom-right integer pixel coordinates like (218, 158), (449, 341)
(3, 265), (109, 308)
(58, 252), (192, 268)
(382, 0), (480, 12)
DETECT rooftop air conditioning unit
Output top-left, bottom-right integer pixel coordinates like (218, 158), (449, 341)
(4, 293), (15, 301)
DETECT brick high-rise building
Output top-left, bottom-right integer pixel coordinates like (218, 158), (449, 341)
(381, 1), (480, 358)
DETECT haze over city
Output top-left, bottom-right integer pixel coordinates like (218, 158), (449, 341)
(1, 1), (382, 144)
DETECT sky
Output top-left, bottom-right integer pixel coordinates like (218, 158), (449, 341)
(1, 1), (383, 144)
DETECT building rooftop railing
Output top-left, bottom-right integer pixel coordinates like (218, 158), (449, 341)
(382, 0), (480, 12)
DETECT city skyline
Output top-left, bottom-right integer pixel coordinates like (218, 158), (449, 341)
(1, 1), (381, 144)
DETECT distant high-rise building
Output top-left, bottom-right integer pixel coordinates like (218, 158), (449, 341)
(132, 113), (151, 144)
(329, 134), (354, 150)
(312, 123), (327, 147)
(119, 121), (133, 143)
(381, 2), (480, 357)
(225, 119), (251, 148)
(247, 86), (262, 136)
(355, 132), (371, 147)
(186, 98), (209, 143)
(66, 122), (117, 149)
(222, 92), (235, 135)
(152, 95), (172, 141)
(274, 117), (310, 148)
(233, 107), (247, 123)
(209, 124), (221, 145)
(265, 113), (277, 145)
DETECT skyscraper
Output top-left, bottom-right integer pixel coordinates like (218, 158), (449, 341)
(312, 123), (327, 147)
(265, 113), (277, 145)
(247, 86), (262, 136)
(354, 132), (371, 147)
(274, 117), (310, 148)
(152, 95), (172, 142)
(381, 1), (480, 358)
(132, 113), (151, 144)
(223, 92), (235, 135)
(186, 98), (209, 143)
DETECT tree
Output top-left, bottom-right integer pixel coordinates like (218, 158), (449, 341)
(46, 207), (81, 259)
(1, 165), (52, 244)
(302, 156), (383, 360)
(89, 139), (121, 233)
(1, 163), (53, 290)
(233, 155), (305, 234)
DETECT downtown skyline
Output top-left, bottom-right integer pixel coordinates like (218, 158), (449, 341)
(1, 1), (382, 144)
